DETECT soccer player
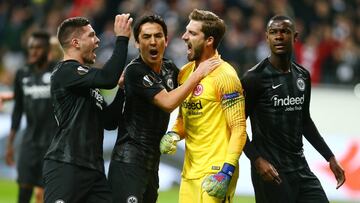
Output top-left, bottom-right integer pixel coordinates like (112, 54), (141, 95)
(160, 9), (247, 203)
(42, 14), (132, 203)
(5, 31), (56, 203)
(106, 14), (220, 203)
(241, 15), (346, 203)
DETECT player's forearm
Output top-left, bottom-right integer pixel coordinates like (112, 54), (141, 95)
(93, 36), (129, 89)
(243, 136), (261, 163)
(223, 94), (247, 165)
(154, 72), (203, 113)
(6, 130), (16, 147)
(303, 117), (334, 161)
(171, 113), (186, 139)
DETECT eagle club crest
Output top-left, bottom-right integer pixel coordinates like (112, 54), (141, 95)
(297, 78), (305, 91)
(193, 84), (203, 96)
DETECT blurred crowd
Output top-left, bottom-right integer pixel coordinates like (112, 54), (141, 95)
(0, 0), (359, 91)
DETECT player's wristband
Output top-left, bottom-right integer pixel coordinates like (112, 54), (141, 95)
(221, 163), (235, 177)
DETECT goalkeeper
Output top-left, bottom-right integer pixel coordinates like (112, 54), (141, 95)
(160, 9), (247, 203)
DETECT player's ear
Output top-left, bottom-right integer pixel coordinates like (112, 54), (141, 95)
(134, 39), (140, 49)
(206, 36), (214, 47)
(294, 31), (299, 42)
(71, 38), (80, 48)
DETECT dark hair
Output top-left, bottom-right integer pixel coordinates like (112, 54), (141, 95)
(31, 31), (51, 48)
(57, 17), (90, 49)
(267, 15), (295, 31)
(189, 9), (225, 49)
(133, 14), (167, 43)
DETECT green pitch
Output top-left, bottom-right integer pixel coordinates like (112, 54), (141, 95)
(0, 179), (356, 203)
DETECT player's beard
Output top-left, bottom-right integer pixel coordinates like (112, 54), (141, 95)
(187, 43), (204, 61)
(82, 51), (95, 64)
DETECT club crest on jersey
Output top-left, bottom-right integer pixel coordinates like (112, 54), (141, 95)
(127, 195), (138, 203)
(77, 66), (89, 75)
(193, 84), (203, 96)
(167, 78), (174, 89)
(297, 78), (305, 91)
(42, 72), (51, 84)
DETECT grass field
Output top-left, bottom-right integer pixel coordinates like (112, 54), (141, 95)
(0, 179), (356, 203)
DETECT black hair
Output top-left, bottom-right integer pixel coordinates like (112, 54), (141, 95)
(267, 15), (295, 31)
(57, 17), (90, 49)
(31, 31), (51, 48)
(133, 14), (167, 43)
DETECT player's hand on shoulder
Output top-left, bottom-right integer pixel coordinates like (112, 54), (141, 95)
(195, 56), (221, 79)
(329, 156), (345, 189)
(254, 157), (282, 184)
(114, 13), (133, 38)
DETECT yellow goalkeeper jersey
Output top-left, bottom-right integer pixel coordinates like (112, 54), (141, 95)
(173, 59), (247, 179)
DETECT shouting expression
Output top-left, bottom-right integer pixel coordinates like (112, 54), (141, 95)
(78, 24), (100, 64)
(136, 22), (168, 70)
(182, 20), (206, 62)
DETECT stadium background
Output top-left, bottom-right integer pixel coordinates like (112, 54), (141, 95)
(0, 0), (359, 202)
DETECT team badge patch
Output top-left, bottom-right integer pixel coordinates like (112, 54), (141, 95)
(42, 72), (51, 84)
(127, 195), (138, 203)
(193, 84), (203, 96)
(143, 74), (155, 87)
(296, 78), (305, 91)
(223, 92), (240, 100)
(167, 78), (174, 89)
(77, 66), (89, 75)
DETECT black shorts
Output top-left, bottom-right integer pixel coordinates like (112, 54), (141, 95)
(17, 145), (47, 187)
(43, 159), (112, 203)
(251, 165), (329, 203)
(107, 160), (159, 203)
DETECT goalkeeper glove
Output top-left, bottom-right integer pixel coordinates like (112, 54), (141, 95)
(160, 131), (180, 154)
(202, 163), (235, 199)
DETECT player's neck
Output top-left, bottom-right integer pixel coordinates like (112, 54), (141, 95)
(269, 55), (291, 73)
(63, 51), (84, 64)
(33, 60), (49, 72)
(194, 49), (216, 69)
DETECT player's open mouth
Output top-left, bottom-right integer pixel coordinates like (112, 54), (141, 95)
(187, 43), (192, 54)
(150, 49), (158, 57)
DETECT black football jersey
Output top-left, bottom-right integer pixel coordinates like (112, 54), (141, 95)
(44, 37), (129, 172)
(11, 64), (57, 148)
(111, 56), (179, 170)
(242, 58), (333, 172)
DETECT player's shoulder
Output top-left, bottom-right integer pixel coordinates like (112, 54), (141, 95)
(215, 60), (237, 75)
(52, 60), (88, 79)
(292, 61), (310, 77)
(248, 58), (268, 74)
(162, 57), (179, 73)
(178, 61), (195, 79)
(15, 66), (30, 77)
(125, 56), (149, 77)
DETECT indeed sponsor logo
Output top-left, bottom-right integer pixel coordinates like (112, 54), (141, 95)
(182, 100), (203, 110)
(271, 94), (304, 107)
(90, 89), (104, 110)
(23, 85), (50, 99)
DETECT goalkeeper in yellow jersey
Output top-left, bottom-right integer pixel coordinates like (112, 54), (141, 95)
(160, 9), (247, 203)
